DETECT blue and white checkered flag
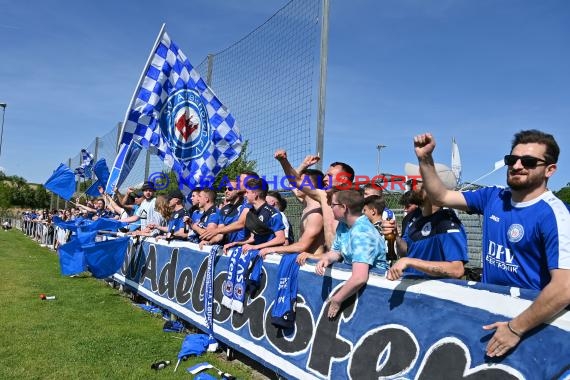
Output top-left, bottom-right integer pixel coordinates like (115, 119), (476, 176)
(74, 149), (94, 179)
(106, 25), (242, 198)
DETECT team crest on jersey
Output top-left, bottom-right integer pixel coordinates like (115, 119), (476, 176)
(160, 88), (210, 162)
(421, 222), (432, 236)
(507, 224), (524, 243)
(259, 215), (264, 222)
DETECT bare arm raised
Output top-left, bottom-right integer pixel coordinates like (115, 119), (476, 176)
(415, 133), (468, 211)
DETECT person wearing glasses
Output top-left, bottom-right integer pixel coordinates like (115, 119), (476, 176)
(315, 190), (387, 319)
(413, 130), (570, 358)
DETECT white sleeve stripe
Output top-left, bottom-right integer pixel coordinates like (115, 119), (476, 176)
(546, 196), (570, 268)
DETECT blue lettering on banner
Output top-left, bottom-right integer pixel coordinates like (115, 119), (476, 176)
(113, 240), (569, 380)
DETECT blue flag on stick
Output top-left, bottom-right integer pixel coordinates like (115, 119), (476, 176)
(83, 236), (130, 279)
(58, 239), (86, 276)
(106, 24), (242, 200)
(74, 149), (94, 179)
(45, 163), (76, 201)
(93, 159), (110, 186)
(85, 181), (101, 197)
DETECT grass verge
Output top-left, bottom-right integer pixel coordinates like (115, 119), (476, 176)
(0, 230), (260, 379)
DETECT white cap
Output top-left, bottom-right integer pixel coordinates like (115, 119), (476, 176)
(404, 162), (458, 190)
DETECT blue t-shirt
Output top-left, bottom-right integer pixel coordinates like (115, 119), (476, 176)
(219, 202), (247, 243)
(247, 203), (285, 245)
(463, 187), (570, 290)
(191, 209), (203, 224)
(403, 208), (468, 278)
(197, 206), (220, 228)
(167, 208), (188, 234)
(332, 215), (387, 270)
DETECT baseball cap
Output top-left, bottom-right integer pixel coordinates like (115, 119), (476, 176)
(404, 162), (458, 190)
(141, 181), (156, 191)
(168, 189), (184, 201)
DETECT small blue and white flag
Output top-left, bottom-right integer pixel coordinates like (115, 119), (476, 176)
(106, 25), (242, 200)
(74, 149), (94, 179)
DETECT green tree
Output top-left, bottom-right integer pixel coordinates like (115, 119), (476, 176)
(0, 182), (11, 210)
(33, 186), (51, 209)
(554, 183), (570, 204)
(213, 140), (256, 189)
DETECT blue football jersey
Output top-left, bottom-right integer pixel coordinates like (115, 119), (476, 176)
(463, 187), (570, 290)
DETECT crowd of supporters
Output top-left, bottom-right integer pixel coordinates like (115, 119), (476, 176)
(16, 129), (570, 358)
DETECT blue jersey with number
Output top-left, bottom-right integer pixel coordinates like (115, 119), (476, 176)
(463, 187), (570, 290)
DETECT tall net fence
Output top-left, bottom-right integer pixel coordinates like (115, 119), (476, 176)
(195, 0), (322, 178)
(53, 0), (322, 198)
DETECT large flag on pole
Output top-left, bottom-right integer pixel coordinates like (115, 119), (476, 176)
(74, 149), (94, 179)
(106, 24), (242, 198)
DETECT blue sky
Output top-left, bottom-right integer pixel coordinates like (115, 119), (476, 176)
(1, 0), (569, 190)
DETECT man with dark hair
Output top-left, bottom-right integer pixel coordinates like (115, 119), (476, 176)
(398, 190), (421, 237)
(188, 188), (219, 242)
(328, 161), (355, 188)
(315, 190), (387, 319)
(413, 130), (570, 357)
(122, 181), (157, 230)
(266, 191), (294, 244)
(199, 171), (259, 241)
(225, 178), (286, 253)
(204, 180), (247, 246)
(275, 150), (355, 250)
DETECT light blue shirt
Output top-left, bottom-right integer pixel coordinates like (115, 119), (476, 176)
(332, 215), (387, 270)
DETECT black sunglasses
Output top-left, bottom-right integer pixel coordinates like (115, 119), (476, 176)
(504, 155), (550, 169)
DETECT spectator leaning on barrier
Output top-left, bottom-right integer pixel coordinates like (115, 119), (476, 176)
(362, 195), (391, 259)
(413, 130), (570, 358)
(384, 163), (468, 280)
(202, 180), (247, 246)
(225, 178), (286, 254)
(315, 190), (387, 319)
(259, 169), (326, 265)
(266, 191), (293, 245)
(153, 189), (188, 240)
(274, 149), (355, 251)
(198, 171), (260, 242)
(188, 189), (220, 243)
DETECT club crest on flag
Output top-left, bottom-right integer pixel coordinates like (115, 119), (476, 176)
(106, 24), (242, 200)
(160, 89), (210, 162)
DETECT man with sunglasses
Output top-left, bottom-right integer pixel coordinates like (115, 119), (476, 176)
(413, 130), (570, 359)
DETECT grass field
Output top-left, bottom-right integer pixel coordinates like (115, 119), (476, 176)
(0, 229), (262, 379)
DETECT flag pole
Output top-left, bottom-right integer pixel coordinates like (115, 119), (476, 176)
(107, 24), (166, 193)
(459, 162), (505, 190)
(115, 23), (166, 148)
